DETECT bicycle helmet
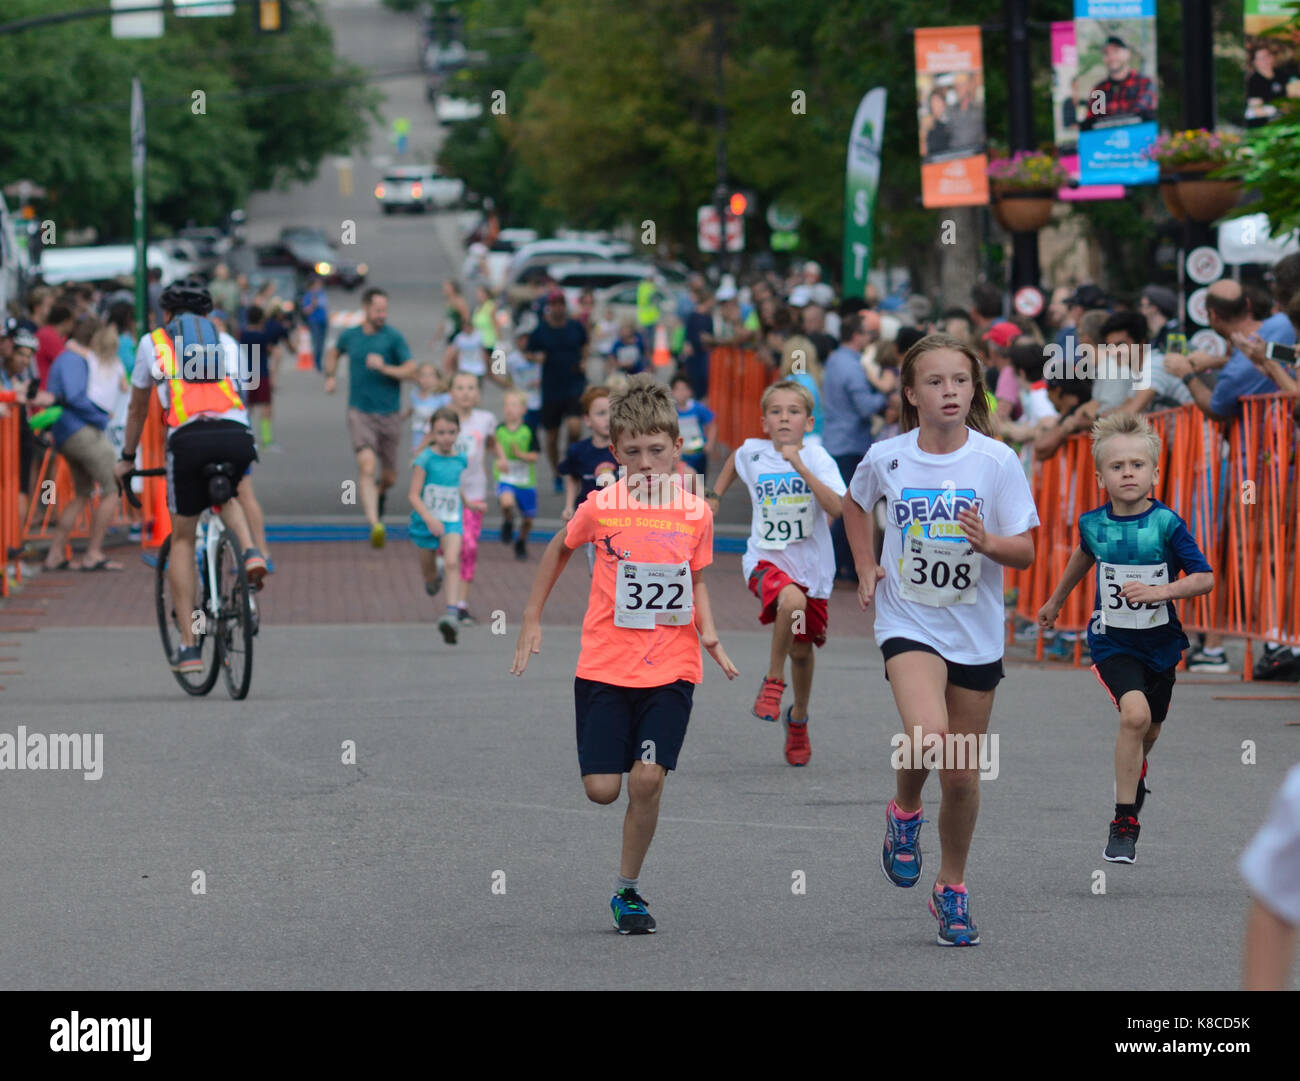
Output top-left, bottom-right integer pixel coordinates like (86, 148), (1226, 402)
(159, 276), (213, 316)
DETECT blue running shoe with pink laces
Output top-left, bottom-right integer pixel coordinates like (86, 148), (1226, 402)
(929, 884), (980, 946)
(881, 799), (925, 888)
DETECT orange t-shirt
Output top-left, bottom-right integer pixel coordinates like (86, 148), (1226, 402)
(564, 476), (714, 687)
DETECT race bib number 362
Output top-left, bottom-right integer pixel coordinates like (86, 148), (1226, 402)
(898, 535), (980, 607)
(614, 561), (694, 629)
(1099, 561), (1169, 629)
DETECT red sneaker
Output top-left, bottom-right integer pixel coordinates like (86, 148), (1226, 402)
(783, 707), (811, 766)
(752, 676), (785, 722)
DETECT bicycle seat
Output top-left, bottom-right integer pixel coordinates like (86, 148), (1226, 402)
(202, 461), (237, 506)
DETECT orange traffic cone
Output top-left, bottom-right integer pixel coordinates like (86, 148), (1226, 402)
(652, 324), (672, 371)
(145, 475), (171, 548)
(296, 326), (313, 371)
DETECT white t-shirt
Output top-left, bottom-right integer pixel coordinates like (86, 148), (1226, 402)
(410, 389), (449, 452)
(1240, 762), (1300, 924)
(453, 407), (496, 502)
(506, 348), (542, 410)
(453, 330), (485, 376)
(734, 438), (845, 600)
(849, 427), (1040, 665)
(132, 331), (250, 431)
(87, 354), (126, 416)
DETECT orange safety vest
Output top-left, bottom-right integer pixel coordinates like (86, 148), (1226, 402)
(152, 327), (244, 428)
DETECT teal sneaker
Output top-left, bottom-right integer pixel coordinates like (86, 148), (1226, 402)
(611, 888), (656, 935)
(929, 884), (981, 946)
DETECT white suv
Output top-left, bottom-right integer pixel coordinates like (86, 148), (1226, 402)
(375, 166), (464, 214)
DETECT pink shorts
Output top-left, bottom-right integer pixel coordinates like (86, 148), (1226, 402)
(460, 506), (484, 581)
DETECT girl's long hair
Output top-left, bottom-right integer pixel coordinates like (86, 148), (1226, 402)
(898, 332), (998, 439)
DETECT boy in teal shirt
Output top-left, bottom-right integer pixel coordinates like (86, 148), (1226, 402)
(409, 406), (468, 644)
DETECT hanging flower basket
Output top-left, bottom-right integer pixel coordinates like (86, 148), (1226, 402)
(991, 189), (1056, 232)
(1146, 130), (1243, 223)
(986, 151), (1066, 233)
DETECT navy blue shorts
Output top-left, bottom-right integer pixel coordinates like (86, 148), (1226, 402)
(497, 481), (537, 517)
(574, 677), (694, 775)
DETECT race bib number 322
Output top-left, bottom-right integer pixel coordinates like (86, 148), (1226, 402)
(898, 535), (980, 607)
(614, 561), (693, 629)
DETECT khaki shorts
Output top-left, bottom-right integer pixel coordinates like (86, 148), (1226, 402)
(347, 408), (402, 477)
(59, 425), (118, 499)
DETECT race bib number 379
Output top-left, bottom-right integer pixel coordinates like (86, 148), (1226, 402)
(899, 535), (980, 607)
(614, 561), (694, 629)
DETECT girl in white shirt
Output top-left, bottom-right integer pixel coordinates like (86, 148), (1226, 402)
(843, 333), (1039, 948)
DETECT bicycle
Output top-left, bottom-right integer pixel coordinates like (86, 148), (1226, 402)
(122, 464), (257, 700)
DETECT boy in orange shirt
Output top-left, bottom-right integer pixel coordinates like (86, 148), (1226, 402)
(511, 374), (739, 935)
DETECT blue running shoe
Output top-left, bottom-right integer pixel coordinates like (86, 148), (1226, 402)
(881, 800), (925, 888)
(929, 884), (980, 946)
(611, 888), (656, 935)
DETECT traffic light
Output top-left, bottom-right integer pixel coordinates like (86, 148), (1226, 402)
(728, 192), (748, 217)
(255, 0), (286, 33)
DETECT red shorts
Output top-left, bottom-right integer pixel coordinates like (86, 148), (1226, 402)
(747, 561), (828, 647)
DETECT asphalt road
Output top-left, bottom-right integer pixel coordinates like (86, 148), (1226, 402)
(1, 622), (1296, 989)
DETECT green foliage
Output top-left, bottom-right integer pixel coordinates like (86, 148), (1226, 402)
(0, 0), (378, 240)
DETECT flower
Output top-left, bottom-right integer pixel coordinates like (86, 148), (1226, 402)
(1146, 128), (1242, 168)
(986, 150), (1068, 191)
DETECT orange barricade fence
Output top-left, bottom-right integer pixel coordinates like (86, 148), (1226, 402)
(709, 346), (778, 451)
(1007, 395), (1299, 677)
(20, 397), (171, 557)
(0, 390), (20, 597)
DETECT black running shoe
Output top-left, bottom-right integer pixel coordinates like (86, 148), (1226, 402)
(611, 888), (656, 934)
(501, 517), (514, 544)
(1254, 644), (1300, 682)
(377, 491), (387, 519)
(1104, 815), (1140, 863)
(457, 607), (477, 626)
(514, 536), (527, 561)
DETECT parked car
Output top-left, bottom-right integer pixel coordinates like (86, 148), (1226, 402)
(33, 243), (187, 288)
(595, 277), (681, 328)
(549, 261), (656, 300)
(375, 166), (464, 213)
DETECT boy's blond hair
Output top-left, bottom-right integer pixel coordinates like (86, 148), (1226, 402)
(1091, 411), (1161, 468)
(609, 372), (679, 445)
(502, 388), (528, 409)
(761, 379), (815, 416)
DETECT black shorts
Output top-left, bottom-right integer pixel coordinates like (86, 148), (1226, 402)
(1091, 654), (1176, 726)
(574, 677), (694, 775)
(165, 419), (257, 518)
(880, 637), (1005, 692)
(540, 396), (583, 430)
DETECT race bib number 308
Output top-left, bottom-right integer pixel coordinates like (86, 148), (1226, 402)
(614, 561), (694, 629)
(1099, 561), (1169, 629)
(899, 535), (980, 607)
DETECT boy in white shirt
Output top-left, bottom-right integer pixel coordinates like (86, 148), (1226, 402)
(708, 381), (845, 766)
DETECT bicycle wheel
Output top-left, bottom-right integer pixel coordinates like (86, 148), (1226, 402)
(215, 532), (254, 700)
(154, 534), (220, 696)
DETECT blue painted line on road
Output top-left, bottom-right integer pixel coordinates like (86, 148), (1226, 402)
(262, 522), (749, 553)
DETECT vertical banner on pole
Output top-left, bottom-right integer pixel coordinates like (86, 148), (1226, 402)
(1052, 20), (1126, 200)
(1074, 0), (1159, 187)
(915, 27), (988, 208)
(131, 77), (147, 335)
(1244, 2), (1300, 126)
(843, 87), (886, 301)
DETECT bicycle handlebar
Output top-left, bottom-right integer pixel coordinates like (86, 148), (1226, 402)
(117, 467), (166, 510)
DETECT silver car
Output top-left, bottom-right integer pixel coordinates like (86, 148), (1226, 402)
(375, 166), (464, 214)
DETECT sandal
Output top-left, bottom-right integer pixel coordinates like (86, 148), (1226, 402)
(79, 558), (124, 572)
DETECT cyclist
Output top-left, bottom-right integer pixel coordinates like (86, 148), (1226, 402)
(115, 277), (266, 674)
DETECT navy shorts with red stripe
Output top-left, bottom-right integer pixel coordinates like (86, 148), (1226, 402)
(747, 560), (828, 647)
(1092, 654), (1177, 726)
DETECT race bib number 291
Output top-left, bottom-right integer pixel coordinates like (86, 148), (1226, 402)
(899, 535), (979, 607)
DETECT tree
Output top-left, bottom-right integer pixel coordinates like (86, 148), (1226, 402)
(0, 0), (378, 239)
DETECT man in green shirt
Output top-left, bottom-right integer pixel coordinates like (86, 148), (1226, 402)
(324, 288), (416, 547)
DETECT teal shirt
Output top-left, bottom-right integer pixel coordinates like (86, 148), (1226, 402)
(790, 372), (823, 438)
(337, 324), (411, 414)
(409, 447), (468, 537)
